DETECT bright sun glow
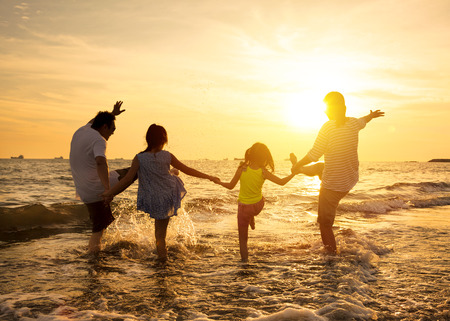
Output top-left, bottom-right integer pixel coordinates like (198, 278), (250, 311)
(283, 92), (328, 130)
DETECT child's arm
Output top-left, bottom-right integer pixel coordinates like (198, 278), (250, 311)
(361, 109), (384, 123)
(170, 154), (219, 182)
(217, 165), (244, 190)
(262, 169), (295, 186)
(102, 156), (139, 200)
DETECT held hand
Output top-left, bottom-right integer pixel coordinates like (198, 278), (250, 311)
(209, 176), (221, 184)
(101, 191), (114, 204)
(112, 101), (125, 116)
(104, 195), (114, 205)
(291, 161), (303, 174)
(370, 109), (384, 119)
(292, 165), (303, 175)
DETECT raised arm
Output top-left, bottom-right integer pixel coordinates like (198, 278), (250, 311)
(111, 101), (125, 116)
(361, 109), (384, 123)
(89, 100), (125, 124)
(263, 169), (295, 186)
(170, 154), (219, 183)
(217, 165), (244, 190)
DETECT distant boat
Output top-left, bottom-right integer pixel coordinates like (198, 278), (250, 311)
(11, 155), (24, 159)
(428, 159), (450, 162)
(234, 158), (244, 161)
(54, 156), (63, 159)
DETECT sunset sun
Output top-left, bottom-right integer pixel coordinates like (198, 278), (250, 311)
(283, 92), (328, 130)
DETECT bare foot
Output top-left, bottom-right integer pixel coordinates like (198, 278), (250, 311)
(289, 153), (298, 166)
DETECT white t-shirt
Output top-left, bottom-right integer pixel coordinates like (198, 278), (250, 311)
(307, 117), (367, 192)
(69, 123), (107, 203)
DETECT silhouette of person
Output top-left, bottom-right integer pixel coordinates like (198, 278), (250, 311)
(69, 101), (125, 254)
(291, 92), (384, 254)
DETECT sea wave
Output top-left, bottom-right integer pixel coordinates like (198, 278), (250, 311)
(339, 196), (450, 214)
(379, 181), (450, 192)
(0, 203), (90, 242)
(2, 181), (449, 242)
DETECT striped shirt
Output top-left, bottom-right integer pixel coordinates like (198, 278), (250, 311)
(307, 117), (367, 192)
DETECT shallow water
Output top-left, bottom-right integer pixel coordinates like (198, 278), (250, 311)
(0, 160), (449, 320)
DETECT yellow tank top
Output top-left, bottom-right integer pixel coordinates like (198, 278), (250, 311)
(238, 166), (265, 204)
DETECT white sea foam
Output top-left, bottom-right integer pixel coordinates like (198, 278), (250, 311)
(243, 285), (271, 294)
(248, 307), (327, 321)
(317, 299), (377, 320)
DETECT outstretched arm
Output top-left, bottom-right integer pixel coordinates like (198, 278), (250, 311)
(89, 101), (125, 124)
(263, 169), (295, 186)
(102, 156), (139, 201)
(217, 165), (244, 190)
(362, 109), (384, 123)
(171, 154), (219, 183)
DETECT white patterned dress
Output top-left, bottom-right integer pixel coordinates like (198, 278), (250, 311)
(136, 151), (186, 219)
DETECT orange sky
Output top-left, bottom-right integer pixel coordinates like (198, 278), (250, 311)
(0, 1), (449, 161)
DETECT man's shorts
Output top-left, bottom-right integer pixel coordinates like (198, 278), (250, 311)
(317, 188), (348, 227)
(85, 201), (115, 233)
(238, 197), (265, 229)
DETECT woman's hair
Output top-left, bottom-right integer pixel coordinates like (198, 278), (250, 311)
(243, 142), (274, 172)
(142, 124), (168, 152)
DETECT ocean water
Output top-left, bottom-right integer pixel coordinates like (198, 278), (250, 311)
(0, 159), (449, 321)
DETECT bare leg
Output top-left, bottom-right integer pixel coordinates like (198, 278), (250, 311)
(290, 153), (324, 179)
(319, 223), (337, 255)
(88, 230), (104, 254)
(238, 223), (249, 262)
(155, 218), (170, 261)
(301, 162), (324, 180)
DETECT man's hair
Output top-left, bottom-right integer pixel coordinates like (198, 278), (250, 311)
(324, 91), (346, 126)
(323, 91), (345, 106)
(91, 111), (115, 130)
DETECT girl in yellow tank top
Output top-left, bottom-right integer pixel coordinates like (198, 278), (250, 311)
(215, 143), (297, 262)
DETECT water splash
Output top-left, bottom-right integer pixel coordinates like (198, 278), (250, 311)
(102, 200), (198, 260)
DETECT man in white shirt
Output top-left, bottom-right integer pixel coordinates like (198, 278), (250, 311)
(292, 92), (384, 254)
(70, 101), (125, 253)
